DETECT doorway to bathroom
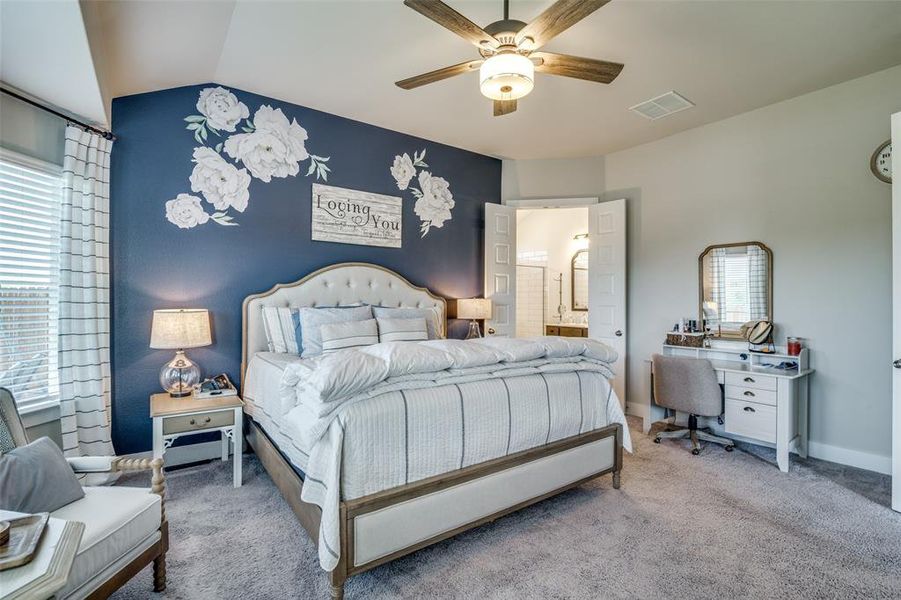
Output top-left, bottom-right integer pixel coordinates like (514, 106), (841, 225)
(484, 198), (627, 405)
(515, 206), (590, 338)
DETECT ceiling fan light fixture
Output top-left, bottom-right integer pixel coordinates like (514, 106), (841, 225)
(479, 53), (534, 101)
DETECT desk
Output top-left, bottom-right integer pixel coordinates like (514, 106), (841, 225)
(647, 344), (813, 472)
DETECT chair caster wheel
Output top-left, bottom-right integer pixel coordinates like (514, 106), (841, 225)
(653, 437), (661, 444)
(725, 445), (735, 452)
(691, 448), (700, 455)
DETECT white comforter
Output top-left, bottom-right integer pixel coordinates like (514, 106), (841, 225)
(275, 336), (630, 571)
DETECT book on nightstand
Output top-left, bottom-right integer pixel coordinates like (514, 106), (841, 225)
(192, 373), (238, 400)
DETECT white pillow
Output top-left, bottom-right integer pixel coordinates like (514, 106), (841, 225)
(299, 305), (373, 357)
(372, 306), (441, 339)
(377, 317), (428, 343)
(261, 307), (301, 354)
(320, 319), (379, 354)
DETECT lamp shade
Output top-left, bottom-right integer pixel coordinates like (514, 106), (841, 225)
(456, 298), (492, 320)
(479, 53), (534, 101)
(150, 309), (212, 349)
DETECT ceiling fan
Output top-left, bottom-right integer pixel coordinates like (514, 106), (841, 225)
(396, 0), (624, 116)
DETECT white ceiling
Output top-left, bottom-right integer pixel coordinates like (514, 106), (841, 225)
(1, 0), (106, 126)
(35, 1), (901, 158)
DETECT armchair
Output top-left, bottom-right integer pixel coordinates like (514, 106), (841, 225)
(0, 388), (169, 599)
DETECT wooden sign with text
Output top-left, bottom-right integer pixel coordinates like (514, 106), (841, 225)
(311, 184), (402, 248)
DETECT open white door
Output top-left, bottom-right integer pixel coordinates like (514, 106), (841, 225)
(892, 111), (900, 513)
(588, 199), (627, 408)
(484, 203), (517, 337)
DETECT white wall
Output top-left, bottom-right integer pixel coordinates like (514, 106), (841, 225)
(503, 65), (901, 472)
(0, 94), (66, 166)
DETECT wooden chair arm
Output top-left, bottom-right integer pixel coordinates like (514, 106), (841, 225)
(111, 457), (167, 519)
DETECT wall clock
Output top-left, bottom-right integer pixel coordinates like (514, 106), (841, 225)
(870, 139), (892, 184)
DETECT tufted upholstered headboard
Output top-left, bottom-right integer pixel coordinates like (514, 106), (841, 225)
(241, 262), (447, 384)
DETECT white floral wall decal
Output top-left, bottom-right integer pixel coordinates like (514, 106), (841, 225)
(390, 149), (454, 237)
(189, 147), (250, 213)
(166, 194), (211, 229)
(166, 86), (332, 229)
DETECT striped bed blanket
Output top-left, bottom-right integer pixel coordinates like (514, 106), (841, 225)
(270, 336), (630, 571)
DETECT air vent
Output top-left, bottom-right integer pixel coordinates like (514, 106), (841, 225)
(629, 91), (694, 120)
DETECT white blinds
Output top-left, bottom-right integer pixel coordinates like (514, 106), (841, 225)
(0, 149), (62, 408)
(721, 253), (751, 324)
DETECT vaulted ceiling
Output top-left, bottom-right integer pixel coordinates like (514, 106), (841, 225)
(7, 1), (901, 159)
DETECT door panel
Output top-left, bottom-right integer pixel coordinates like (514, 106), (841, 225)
(485, 204), (517, 337)
(892, 111), (900, 513)
(588, 199), (627, 408)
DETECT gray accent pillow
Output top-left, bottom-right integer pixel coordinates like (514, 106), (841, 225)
(372, 306), (441, 339)
(0, 437), (85, 513)
(377, 317), (429, 343)
(320, 319), (379, 353)
(299, 305), (373, 357)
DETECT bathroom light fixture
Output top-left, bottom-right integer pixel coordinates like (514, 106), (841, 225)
(479, 53), (534, 101)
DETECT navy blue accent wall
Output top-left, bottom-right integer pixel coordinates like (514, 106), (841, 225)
(110, 84), (501, 454)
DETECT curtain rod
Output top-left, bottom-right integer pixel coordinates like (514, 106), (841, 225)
(1, 87), (116, 141)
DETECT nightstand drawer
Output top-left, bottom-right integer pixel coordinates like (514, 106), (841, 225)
(162, 409), (234, 434)
(725, 399), (776, 444)
(546, 325), (560, 336)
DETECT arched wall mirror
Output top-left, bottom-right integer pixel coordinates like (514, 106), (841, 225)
(571, 250), (588, 311)
(699, 242), (772, 338)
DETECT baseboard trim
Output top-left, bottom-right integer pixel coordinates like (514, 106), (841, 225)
(807, 441), (891, 475)
(624, 404), (891, 475)
(124, 440), (231, 469)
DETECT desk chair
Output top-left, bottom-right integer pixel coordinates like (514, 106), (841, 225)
(651, 354), (735, 455)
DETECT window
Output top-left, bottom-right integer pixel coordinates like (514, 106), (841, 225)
(721, 253), (751, 324)
(0, 148), (63, 409)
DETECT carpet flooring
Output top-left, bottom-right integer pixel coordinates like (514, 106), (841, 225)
(114, 419), (900, 599)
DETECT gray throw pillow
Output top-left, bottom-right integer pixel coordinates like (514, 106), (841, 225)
(371, 306), (442, 339)
(0, 437), (85, 513)
(298, 305), (373, 357)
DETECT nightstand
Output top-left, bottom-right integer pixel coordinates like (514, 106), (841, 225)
(150, 393), (244, 487)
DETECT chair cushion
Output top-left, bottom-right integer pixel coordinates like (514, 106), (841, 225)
(51, 486), (161, 598)
(0, 437), (85, 512)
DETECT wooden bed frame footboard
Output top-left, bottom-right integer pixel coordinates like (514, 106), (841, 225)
(245, 418), (623, 600)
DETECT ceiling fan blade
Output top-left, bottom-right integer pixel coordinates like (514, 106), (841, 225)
(404, 0), (500, 49)
(515, 0), (611, 50)
(493, 99), (517, 117)
(531, 52), (623, 84)
(396, 59), (484, 90)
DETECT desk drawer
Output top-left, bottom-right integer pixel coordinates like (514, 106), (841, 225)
(163, 410), (234, 435)
(725, 399), (776, 444)
(725, 384), (776, 407)
(724, 372), (777, 391)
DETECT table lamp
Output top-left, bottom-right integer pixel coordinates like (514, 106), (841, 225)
(456, 298), (492, 339)
(150, 309), (212, 397)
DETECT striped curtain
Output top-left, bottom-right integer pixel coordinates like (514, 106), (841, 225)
(58, 126), (115, 466)
(748, 244), (769, 320)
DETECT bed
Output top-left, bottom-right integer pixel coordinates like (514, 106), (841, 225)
(240, 262), (628, 599)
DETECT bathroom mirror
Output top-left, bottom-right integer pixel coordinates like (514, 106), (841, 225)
(698, 242), (772, 338)
(571, 250), (588, 311)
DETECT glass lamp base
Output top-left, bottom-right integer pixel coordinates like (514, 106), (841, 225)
(464, 320), (483, 340)
(160, 350), (201, 397)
